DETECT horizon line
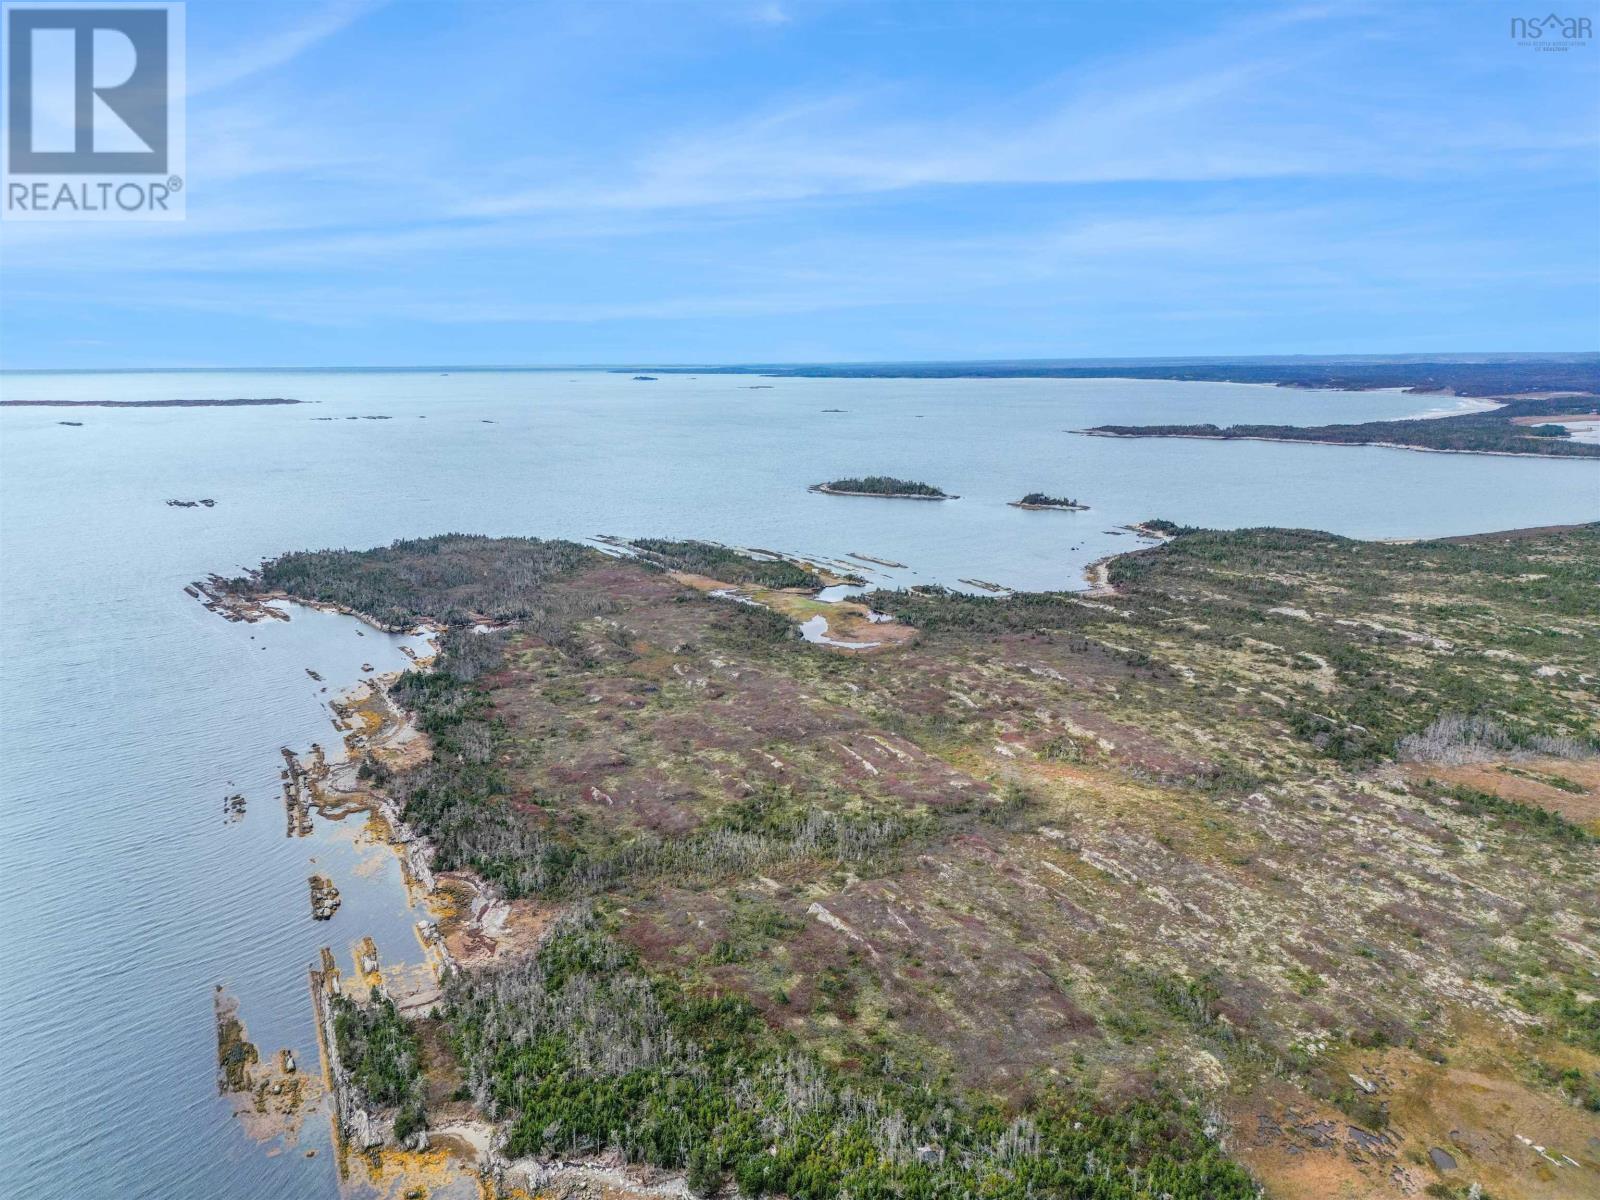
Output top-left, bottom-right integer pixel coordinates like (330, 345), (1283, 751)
(4, 350), (1598, 374)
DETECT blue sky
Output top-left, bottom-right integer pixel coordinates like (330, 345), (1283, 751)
(1, 0), (1597, 368)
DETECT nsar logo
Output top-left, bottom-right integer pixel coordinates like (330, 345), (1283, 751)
(1510, 12), (1593, 50)
(3, 3), (185, 220)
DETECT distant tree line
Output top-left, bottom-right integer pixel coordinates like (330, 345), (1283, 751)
(629, 359), (1600, 396)
(1, 397), (301, 408)
(1087, 397), (1600, 458)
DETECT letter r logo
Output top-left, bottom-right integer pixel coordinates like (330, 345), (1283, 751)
(6, 6), (169, 173)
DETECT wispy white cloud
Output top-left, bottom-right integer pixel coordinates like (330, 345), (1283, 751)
(17, 193), (1582, 335)
(748, 3), (791, 26)
(187, 0), (386, 97)
(458, 5), (1594, 219)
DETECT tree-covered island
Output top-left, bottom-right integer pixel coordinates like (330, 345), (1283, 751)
(810, 476), (953, 498)
(1010, 492), (1088, 510)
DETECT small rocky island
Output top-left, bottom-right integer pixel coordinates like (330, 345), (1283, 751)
(1010, 492), (1088, 511)
(308, 874), (341, 920)
(810, 476), (953, 499)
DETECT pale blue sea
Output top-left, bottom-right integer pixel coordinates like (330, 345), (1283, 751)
(1, 369), (1596, 1199)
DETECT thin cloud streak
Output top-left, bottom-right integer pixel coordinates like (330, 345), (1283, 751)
(186, 0), (387, 97)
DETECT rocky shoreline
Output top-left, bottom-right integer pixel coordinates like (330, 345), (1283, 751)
(300, 663), (699, 1195)
(204, 546), (940, 1196)
(1081, 524), (1175, 594)
(186, 574), (448, 636)
(201, 592), (553, 1189)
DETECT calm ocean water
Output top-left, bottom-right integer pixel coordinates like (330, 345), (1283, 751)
(1, 370), (1595, 1199)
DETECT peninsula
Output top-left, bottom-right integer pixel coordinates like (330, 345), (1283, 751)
(1082, 395), (1600, 458)
(215, 522), (1600, 1200)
